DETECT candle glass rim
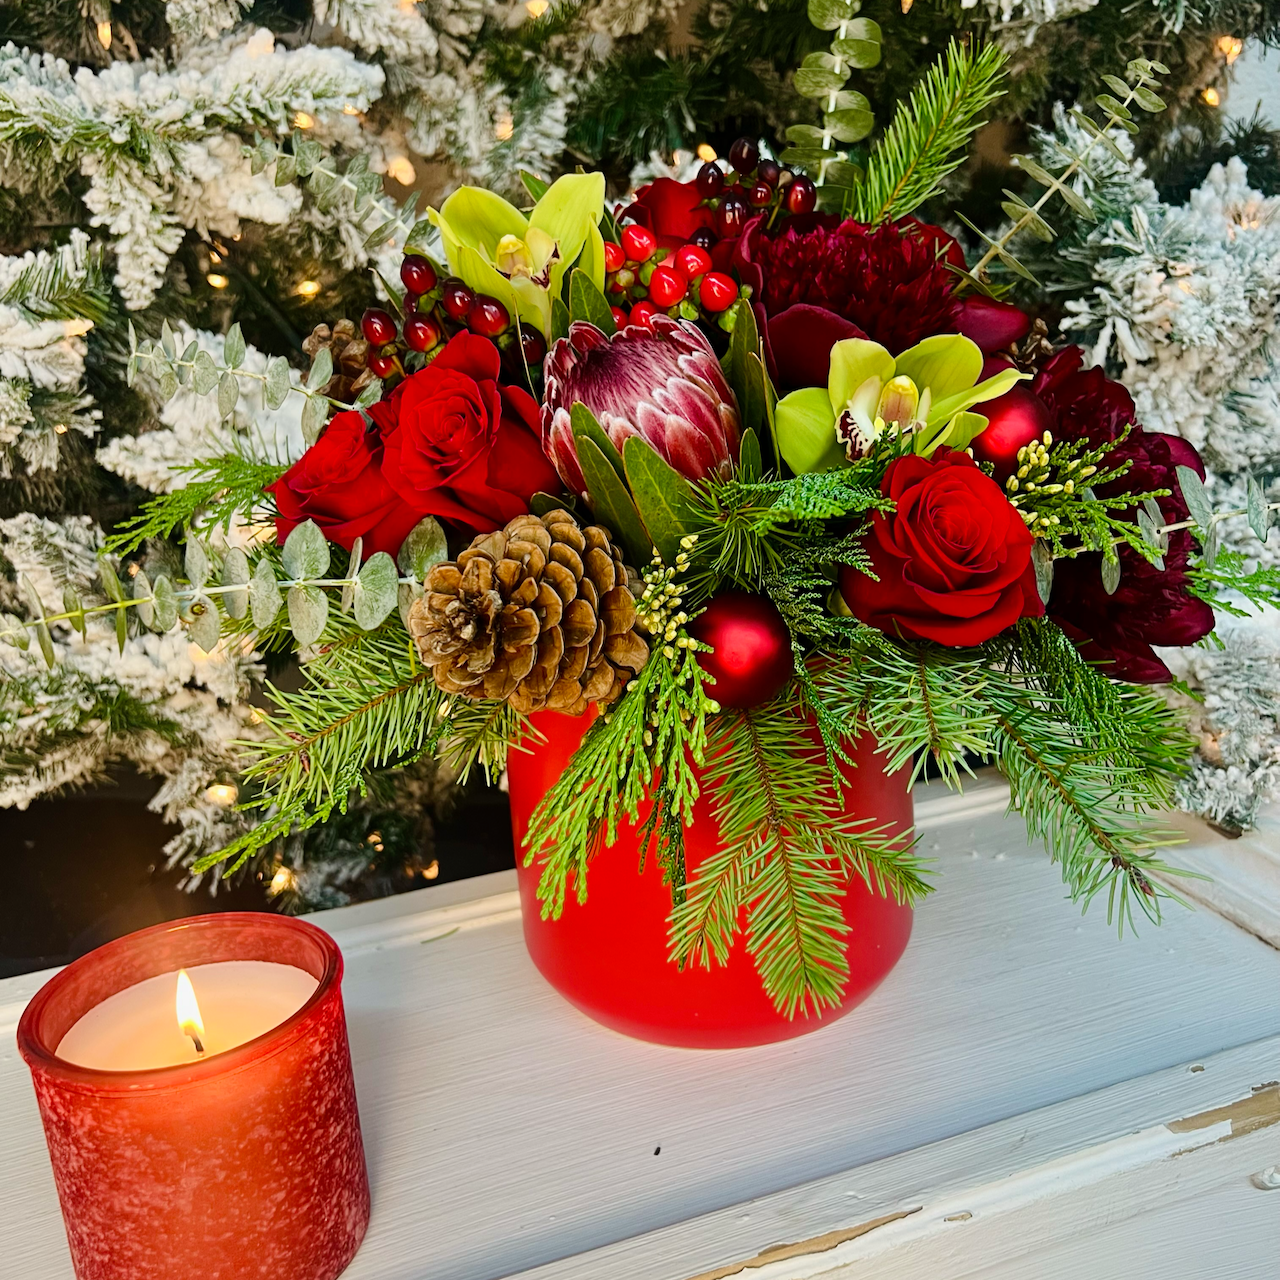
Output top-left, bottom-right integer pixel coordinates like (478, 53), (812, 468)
(16, 912), (343, 1093)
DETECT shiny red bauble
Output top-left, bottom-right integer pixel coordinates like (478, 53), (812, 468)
(628, 300), (658, 329)
(603, 240), (626, 273)
(699, 271), (738, 313)
(688, 590), (795, 709)
(520, 327), (547, 364)
(728, 137), (759, 174)
(621, 225), (657, 262)
(785, 175), (818, 215)
(717, 195), (748, 237)
(468, 295), (510, 336)
(647, 264), (687, 307)
(403, 315), (440, 352)
(399, 254), (437, 296)
(695, 162), (725, 199)
(971, 386), (1053, 480)
(441, 279), (475, 319)
(672, 243), (713, 280)
(360, 307), (396, 347)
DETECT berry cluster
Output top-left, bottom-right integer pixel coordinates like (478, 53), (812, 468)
(695, 138), (817, 239)
(360, 254), (546, 385)
(604, 224), (743, 331)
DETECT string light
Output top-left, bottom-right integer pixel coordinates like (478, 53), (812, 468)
(54, 423), (68, 435)
(294, 279), (322, 298)
(342, 104), (361, 116)
(526, 0), (550, 15)
(209, 250), (222, 264)
(269, 865), (298, 895)
(1202, 86), (1221, 107)
(64, 318), (94, 337)
(207, 273), (229, 289)
(494, 112), (514, 142)
(386, 155), (416, 185)
(423, 860), (440, 880)
(96, 22), (112, 49)
(204, 783), (238, 806)
(293, 111), (315, 130)
(1217, 35), (1244, 63)
(695, 143), (717, 162)
(126, 562), (140, 576)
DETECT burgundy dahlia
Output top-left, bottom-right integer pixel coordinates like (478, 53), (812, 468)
(541, 316), (741, 497)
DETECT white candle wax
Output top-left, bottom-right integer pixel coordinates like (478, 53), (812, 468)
(56, 961), (319, 1071)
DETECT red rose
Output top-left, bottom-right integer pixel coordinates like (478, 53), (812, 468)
(840, 449), (1043, 646)
(623, 178), (716, 248)
(269, 410), (424, 558)
(370, 332), (560, 535)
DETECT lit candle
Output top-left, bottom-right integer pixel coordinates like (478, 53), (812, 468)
(17, 913), (369, 1280)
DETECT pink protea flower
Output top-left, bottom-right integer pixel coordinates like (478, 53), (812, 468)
(541, 316), (741, 497)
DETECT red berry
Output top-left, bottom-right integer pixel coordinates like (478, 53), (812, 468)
(628, 300), (659, 329)
(695, 162), (725, 199)
(699, 271), (738, 313)
(610, 305), (630, 328)
(689, 227), (717, 251)
(716, 196), (748, 237)
(728, 137), (759, 174)
(620, 224), (658, 262)
(399, 254), (437, 296)
(647, 265), (687, 308)
(688, 590), (794, 709)
(757, 159), (781, 188)
(520, 328), (547, 365)
(785, 175), (817, 215)
(403, 315), (440, 353)
(467, 295), (510, 336)
(603, 240), (626, 273)
(673, 244), (713, 280)
(402, 292), (418, 315)
(749, 181), (773, 207)
(441, 279), (475, 319)
(361, 307), (396, 346)
(369, 351), (398, 379)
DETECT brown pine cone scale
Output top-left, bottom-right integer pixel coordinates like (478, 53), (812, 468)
(303, 320), (376, 404)
(408, 511), (649, 716)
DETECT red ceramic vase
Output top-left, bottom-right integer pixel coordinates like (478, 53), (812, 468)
(507, 711), (914, 1048)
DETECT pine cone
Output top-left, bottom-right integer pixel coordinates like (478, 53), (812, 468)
(302, 320), (375, 404)
(407, 511), (650, 716)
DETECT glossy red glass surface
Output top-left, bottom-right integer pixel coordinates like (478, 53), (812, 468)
(17, 913), (369, 1280)
(508, 711), (914, 1048)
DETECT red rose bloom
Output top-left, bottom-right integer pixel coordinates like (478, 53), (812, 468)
(623, 178), (716, 248)
(840, 449), (1043, 647)
(1033, 347), (1214, 682)
(370, 332), (560, 535)
(269, 410), (423, 558)
(735, 215), (1029, 390)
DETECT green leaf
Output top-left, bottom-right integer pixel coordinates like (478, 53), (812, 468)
(220, 547), (250, 619)
(2, 613), (29, 650)
(353, 379), (383, 411)
(738, 428), (762, 482)
(1001, 194), (1055, 242)
(189, 596), (221, 653)
(530, 491), (573, 517)
(785, 124), (831, 147)
(22, 576), (54, 668)
(1100, 74), (1131, 97)
(1096, 94), (1132, 120)
(1177, 465), (1214, 530)
(796, 52), (848, 96)
(576, 436), (652, 567)
(825, 103), (874, 143)
(161, 321), (177, 359)
(287, 584), (329, 647)
(225, 323), (246, 369)
(551, 296), (571, 341)
(1101, 553), (1121, 595)
(398, 581), (424, 630)
(622, 436), (698, 566)
(776, 386), (843, 475)
(192, 349), (219, 396)
(301, 394), (328, 446)
(1031, 542), (1054, 605)
(62, 583), (86, 636)
(1247, 475), (1271, 541)
(158, 369), (179, 402)
(307, 346), (333, 391)
(568, 269), (615, 334)
(250, 558), (282, 629)
(115, 601), (127, 654)
(218, 371), (238, 419)
(570, 402), (625, 481)
(341, 537), (362, 614)
(151, 575), (179, 631)
(131, 571), (154, 629)
(184, 538), (210, 589)
(354, 552), (398, 630)
(779, 146), (839, 168)
(831, 35), (881, 70)
(396, 516), (449, 580)
(282, 520), (330, 579)
(520, 169), (550, 202)
(265, 356), (291, 410)
(1131, 86), (1166, 113)
(808, 0), (859, 29)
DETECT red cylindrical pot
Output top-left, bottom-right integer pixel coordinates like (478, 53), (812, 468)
(17, 913), (369, 1280)
(508, 711), (914, 1048)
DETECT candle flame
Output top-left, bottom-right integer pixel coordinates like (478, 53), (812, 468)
(176, 970), (206, 1055)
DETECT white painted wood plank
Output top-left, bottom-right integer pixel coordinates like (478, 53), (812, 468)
(2, 778), (1278, 1280)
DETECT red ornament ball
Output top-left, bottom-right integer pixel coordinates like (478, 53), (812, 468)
(603, 240), (626, 273)
(648, 264), (687, 308)
(468, 295), (510, 336)
(628, 300), (658, 329)
(441, 279), (475, 320)
(672, 243), (712, 280)
(785, 175), (817, 215)
(688, 590), (795, 709)
(403, 315), (440, 353)
(621, 224), (658, 262)
(699, 271), (738, 313)
(399, 254), (437, 297)
(360, 307), (396, 347)
(971, 386), (1052, 480)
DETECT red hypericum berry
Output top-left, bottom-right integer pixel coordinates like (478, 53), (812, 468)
(628, 300), (659, 329)
(610, 305), (630, 328)
(749, 181), (773, 207)
(757, 159), (781, 188)
(689, 227), (717, 251)
(603, 240), (626, 273)
(717, 195), (748, 237)
(728, 137), (759, 174)
(369, 351), (398, 378)
(647, 265), (687, 308)
(403, 315), (441, 353)
(361, 307), (397, 346)
(441, 279), (475, 319)
(673, 244), (713, 280)
(468, 295), (510, 336)
(402, 292), (418, 316)
(695, 161), (725, 199)
(785, 175), (818, 215)
(520, 328), (547, 365)
(400, 254), (437, 297)
(699, 271), (737, 313)
(620, 224), (658, 263)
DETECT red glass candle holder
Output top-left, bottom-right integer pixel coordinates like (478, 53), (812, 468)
(17, 913), (370, 1280)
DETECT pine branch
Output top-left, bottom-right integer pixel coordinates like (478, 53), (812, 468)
(847, 39), (1007, 224)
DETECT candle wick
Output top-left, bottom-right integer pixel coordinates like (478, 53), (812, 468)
(188, 1032), (205, 1056)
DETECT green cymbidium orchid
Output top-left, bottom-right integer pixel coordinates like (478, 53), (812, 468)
(775, 334), (1027, 474)
(427, 172), (606, 337)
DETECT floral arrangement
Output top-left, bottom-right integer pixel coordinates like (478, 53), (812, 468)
(9, 29), (1279, 1018)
